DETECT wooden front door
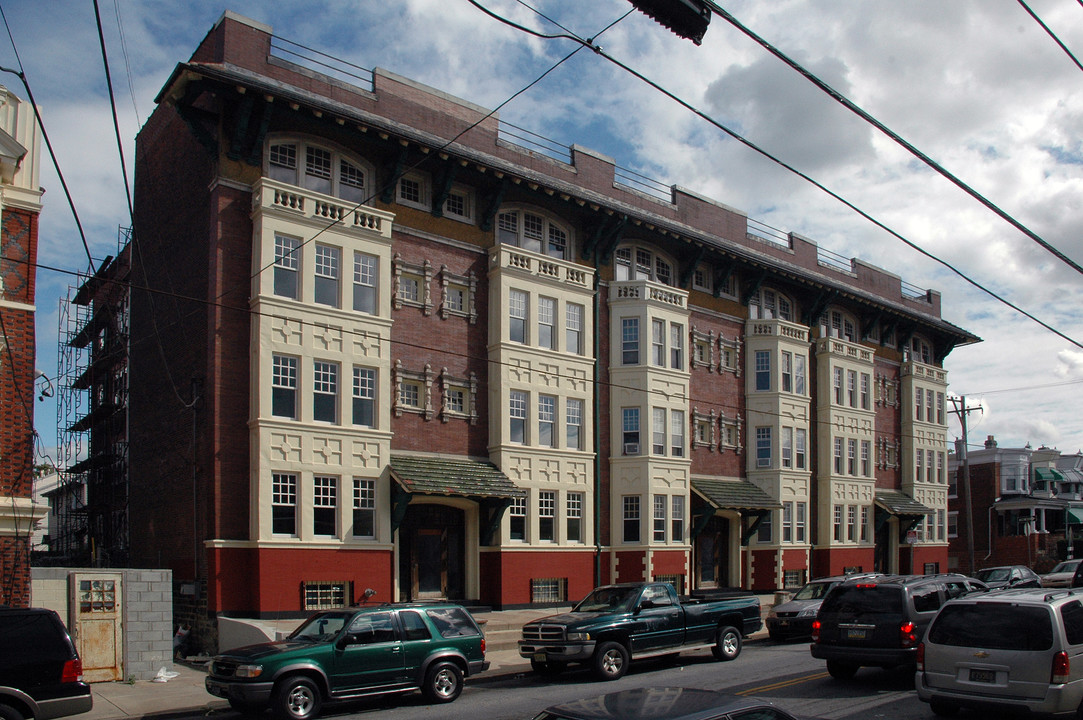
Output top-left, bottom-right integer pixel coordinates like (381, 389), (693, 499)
(399, 505), (465, 601)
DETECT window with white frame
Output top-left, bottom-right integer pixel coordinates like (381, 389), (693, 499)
(440, 370), (476, 424)
(781, 351), (792, 393)
(847, 505), (857, 541)
(314, 245), (341, 308)
(510, 391), (527, 444)
(272, 355), (297, 419)
(782, 427), (793, 468)
(927, 389), (936, 423)
(352, 366), (375, 427)
(273, 234), (300, 300)
(653, 495), (667, 542)
(833, 504), (843, 542)
(272, 472), (297, 536)
(509, 290), (528, 344)
(796, 428), (807, 469)
(670, 410), (685, 457)
(910, 335), (933, 364)
(538, 297), (555, 350)
(692, 265), (711, 292)
(861, 440), (871, 477)
(670, 324), (684, 370)
(567, 492), (583, 543)
(692, 328), (712, 371)
(352, 478), (375, 538)
(937, 392), (945, 425)
(755, 350), (771, 391)
(394, 362), (433, 419)
(848, 439), (857, 475)
(694, 412), (713, 449)
(671, 496), (684, 543)
(860, 506), (869, 542)
(622, 318), (640, 365)
(623, 408), (640, 455)
(613, 245), (674, 286)
(847, 370), (857, 408)
(937, 509), (946, 541)
(396, 171), (430, 210)
(353, 252), (378, 315)
(538, 395), (556, 448)
(756, 427), (772, 468)
(497, 208), (570, 259)
(392, 255), (433, 313)
(652, 407), (666, 456)
(833, 437), (844, 474)
(509, 495), (526, 541)
(567, 398), (583, 450)
(821, 308), (857, 341)
(783, 502), (793, 542)
(748, 287), (792, 321)
(833, 367), (844, 404)
(313, 476), (337, 537)
(443, 185), (474, 223)
(267, 139), (369, 204)
(860, 372), (871, 410)
(721, 417), (741, 452)
(652, 319), (665, 367)
(916, 449), (924, 484)
(794, 354), (806, 395)
(758, 511), (772, 542)
(796, 502), (807, 542)
(566, 303), (583, 355)
(539, 490), (556, 542)
(398, 380), (421, 410)
(313, 361), (338, 423)
(623, 495), (641, 543)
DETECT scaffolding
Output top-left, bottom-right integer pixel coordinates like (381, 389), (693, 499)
(53, 227), (131, 566)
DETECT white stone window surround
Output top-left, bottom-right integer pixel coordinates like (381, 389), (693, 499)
(438, 265), (477, 323)
(393, 360), (434, 420)
(439, 367), (478, 425)
(392, 254), (434, 315)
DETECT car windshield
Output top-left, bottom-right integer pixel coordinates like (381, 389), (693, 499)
(792, 581), (833, 601)
(1050, 561), (1080, 574)
(574, 587), (639, 613)
(977, 568), (1010, 582)
(288, 611), (352, 642)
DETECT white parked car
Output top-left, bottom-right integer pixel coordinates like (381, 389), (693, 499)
(1041, 559), (1083, 587)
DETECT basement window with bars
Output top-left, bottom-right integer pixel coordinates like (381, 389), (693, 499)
(654, 574), (685, 595)
(303, 581), (352, 610)
(530, 577), (567, 603)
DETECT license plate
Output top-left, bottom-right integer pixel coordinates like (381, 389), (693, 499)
(777, 620), (789, 627)
(846, 628), (866, 640)
(533, 652), (547, 662)
(969, 669), (996, 683)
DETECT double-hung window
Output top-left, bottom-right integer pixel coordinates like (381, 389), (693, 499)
(352, 367), (375, 427)
(272, 473), (297, 535)
(353, 252), (377, 314)
(567, 492), (583, 543)
(848, 439), (857, 475)
(566, 304), (583, 354)
(794, 355), (806, 395)
(782, 427), (793, 468)
(623, 495), (641, 543)
(622, 318), (640, 365)
(670, 410), (685, 457)
(538, 395), (556, 448)
(566, 399), (583, 450)
(352, 478), (375, 538)
(274, 234), (300, 299)
(833, 367), (844, 404)
(796, 429), (807, 469)
(671, 496), (684, 543)
(314, 245), (340, 308)
(272, 355), (297, 419)
(756, 427), (772, 468)
(313, 361), (338, 423)
(781, 352), (793, 393)
(623, 408), (640, 455)
(313, 476), (337, 537)
(510, 391), (527, 444)
(833, 437), (844, 474)
(509, 290), (528, 344)
(670, 324), (684, 370)
(539, 491), (555, 542)
(652, 408), (666, 455)
(538, 297), (555, 350)
(653, 495), (667, 542)
(755, 351), (771, 391)
(783, 502), (793, 542)
(796, 502), (807, 542)
(847, 370), (857, 407)
(651, 319), (665, 367)
(509, 496), (526, 541)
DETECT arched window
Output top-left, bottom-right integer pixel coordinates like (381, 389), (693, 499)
(614, 244), (675, 287)
(267, 138), (372, 205)
(820, 307), (858, 342)
(748, 287), (793, 321)
(496, 208), (571, 260)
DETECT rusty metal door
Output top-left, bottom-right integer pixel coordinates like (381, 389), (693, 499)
(70, 573), (123, 682)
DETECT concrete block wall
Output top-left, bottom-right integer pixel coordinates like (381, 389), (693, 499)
(31, 567), (174, 681)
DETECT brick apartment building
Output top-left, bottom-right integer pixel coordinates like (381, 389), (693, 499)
(0, 83), (45, 606)
(119, 12), (978, 628)
(949, 435), (1083, 574)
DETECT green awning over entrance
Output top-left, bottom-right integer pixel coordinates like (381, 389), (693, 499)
(1068, 507), (1083, 524)
(875, 489), (933, 517)
(691, 478), (781, 511)
(389, 454), (525, 500)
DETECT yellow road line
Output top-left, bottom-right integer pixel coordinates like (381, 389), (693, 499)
(736, 671), (830, 695)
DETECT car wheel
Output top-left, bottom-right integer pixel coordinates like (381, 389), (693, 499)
(826, 660), (859, 680)
(272, 676), (322, 720)
(422, 661), (463, 703)
(711, 626), (741, 661)
(530, 658), (566, 676)
(592, 641), (630, 681)
(228, 698), (262, 715)
(0, 704), (24, 720)
(930, 699), (960, 717)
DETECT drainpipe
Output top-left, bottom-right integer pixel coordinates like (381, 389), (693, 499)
(593, 257), (602, 588)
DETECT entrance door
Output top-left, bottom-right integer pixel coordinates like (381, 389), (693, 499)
(399, 505), (465, 601)
(70, 572), (123, 682)
(695, 516), (729, 589)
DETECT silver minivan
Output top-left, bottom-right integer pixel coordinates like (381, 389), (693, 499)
(916, 588), (1083, 717)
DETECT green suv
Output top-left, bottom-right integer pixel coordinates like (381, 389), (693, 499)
(205, 603), (488, 719)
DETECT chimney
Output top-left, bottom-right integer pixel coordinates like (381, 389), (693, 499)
(985, 435), (997, 449)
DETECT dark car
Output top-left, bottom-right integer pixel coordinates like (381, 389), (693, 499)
(206, 603), (488, 719)
(810, 573), (986, 680)
(0, 607), (93, 720)
(765, 574), (881, 641)
(532, 687), (799, 720)
(973, 565), (1040, 589)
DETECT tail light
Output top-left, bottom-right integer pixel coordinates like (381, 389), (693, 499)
(1052, 651), (1070, 684)
(916, 642), (925, 671)
(811, 619), (821, 643)
(61, 658), (83, 684)
(900, 621), (918, 648)
(480, 637), (486, 655)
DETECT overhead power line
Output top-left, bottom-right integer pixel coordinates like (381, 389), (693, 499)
(629, 0), (1083, 278)
(1017, 0), (1083, 73)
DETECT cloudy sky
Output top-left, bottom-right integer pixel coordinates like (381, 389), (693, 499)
(4, 0), (1081, 465)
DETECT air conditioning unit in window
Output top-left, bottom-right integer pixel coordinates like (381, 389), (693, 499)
(623, 443), (640, 455)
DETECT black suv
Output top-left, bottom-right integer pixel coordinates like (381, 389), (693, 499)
(810, 573), (986, 680)
(0, 608), (92, 720)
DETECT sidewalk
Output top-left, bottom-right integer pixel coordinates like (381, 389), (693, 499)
(83, 607), (772, 720)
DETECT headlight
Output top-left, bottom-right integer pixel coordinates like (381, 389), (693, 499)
(798, 606), (819, 618)
(567, 632), (591, 641)
(235, 664), (263, 678)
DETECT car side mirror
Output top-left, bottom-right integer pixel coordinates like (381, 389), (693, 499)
(637, 599), (655, 611)
(336, 634), (356, 649)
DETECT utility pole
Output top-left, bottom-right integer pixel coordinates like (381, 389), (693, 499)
(949, 397), (982, 575)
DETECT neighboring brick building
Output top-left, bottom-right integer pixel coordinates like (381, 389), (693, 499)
(949, 435), (1083, 574)
(120, 12), (977, 630)
(0, 83), (45, 606)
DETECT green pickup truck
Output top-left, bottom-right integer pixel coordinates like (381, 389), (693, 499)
(519, 582), (761, 680)
(204, 603), (488, 719)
